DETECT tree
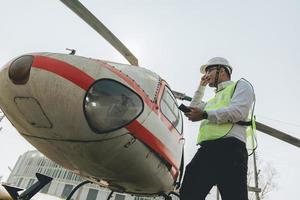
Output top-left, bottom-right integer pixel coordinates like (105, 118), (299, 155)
(248, 153), (278, 200)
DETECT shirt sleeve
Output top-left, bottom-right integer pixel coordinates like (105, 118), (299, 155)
(207, 80), (255, 124)
(190, 84), (206, 108)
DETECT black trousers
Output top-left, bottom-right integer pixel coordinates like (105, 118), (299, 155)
(180, 137), (248, 200)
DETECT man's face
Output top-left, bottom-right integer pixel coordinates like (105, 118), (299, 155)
(205, 66), (218, 87)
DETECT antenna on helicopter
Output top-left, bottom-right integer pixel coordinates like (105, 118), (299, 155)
(60, 0), (139, 66)
(66, 48), (76, 55)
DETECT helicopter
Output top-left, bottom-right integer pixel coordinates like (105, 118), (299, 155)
(0, 1), (299, 200)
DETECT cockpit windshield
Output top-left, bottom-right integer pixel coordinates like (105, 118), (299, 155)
(84, 79), (144, 133)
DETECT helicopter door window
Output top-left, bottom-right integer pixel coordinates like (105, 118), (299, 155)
(160, 86), (183, 134)
(84, 79), (144, 133)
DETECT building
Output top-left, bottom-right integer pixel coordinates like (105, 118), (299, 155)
(6, 150), (158, 200)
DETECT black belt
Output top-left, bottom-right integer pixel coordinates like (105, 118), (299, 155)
(236, 121), (252, 126)
(200, 137), (246, 149)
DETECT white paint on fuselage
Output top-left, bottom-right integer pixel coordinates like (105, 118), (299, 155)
(0, 53), (182, 194)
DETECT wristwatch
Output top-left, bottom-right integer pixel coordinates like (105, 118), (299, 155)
(202, 111), (208, 119)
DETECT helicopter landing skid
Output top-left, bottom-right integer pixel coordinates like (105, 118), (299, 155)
(63, 180), (180, 200)
(66, 181), (114, 200)
(66, 180), (91, 200)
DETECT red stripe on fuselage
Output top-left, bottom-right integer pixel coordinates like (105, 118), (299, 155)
(32, 56), (94, 90)
(30, 55), (179, 180)
(126, 120), (178, 172)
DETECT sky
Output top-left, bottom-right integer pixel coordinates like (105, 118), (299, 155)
(0, 0), (300, 199)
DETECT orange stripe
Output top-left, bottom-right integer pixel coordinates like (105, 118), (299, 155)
(32, 56), (94, 90)
(126, 120), (178, 180)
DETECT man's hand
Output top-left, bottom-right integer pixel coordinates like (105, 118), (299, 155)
(200, 74), (208, 86)
(184, 107), (205, 122)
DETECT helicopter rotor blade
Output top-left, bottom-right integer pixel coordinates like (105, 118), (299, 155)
(256, 121), (300, 148)
(60, 0), (139, 66)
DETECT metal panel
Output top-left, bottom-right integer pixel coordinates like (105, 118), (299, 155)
(14, 97), (52, 128)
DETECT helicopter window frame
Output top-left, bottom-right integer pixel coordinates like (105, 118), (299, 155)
(83, 78), (144, 134)
(159, 85), (183, 134)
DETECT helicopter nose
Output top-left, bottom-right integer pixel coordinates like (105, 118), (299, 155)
(8, 55), (34, 84)
(83, 79), (144, 133)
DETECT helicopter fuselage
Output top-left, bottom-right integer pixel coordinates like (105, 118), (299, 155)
(0, 53), (184, 195)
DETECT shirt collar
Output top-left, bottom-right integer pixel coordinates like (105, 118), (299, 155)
(215, 80), (234, 93)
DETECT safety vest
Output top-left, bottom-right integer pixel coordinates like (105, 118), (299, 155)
(197, 79), (257, 152)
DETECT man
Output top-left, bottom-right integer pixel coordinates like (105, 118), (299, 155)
(179, 57), (255, 200)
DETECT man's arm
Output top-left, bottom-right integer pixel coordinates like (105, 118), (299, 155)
(190, 85), (206, 107)
(207, 80), (255, 124)
(190, 75), (208, 109)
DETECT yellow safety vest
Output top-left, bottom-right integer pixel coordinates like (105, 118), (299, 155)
(197, 80), (257, 152)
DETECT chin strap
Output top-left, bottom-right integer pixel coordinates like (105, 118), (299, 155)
(214, 65), (221, 90)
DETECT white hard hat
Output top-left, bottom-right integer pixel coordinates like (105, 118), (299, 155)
(200, 57), (233, 74)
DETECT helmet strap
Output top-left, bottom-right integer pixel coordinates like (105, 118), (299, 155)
(214, 66), (221, 89)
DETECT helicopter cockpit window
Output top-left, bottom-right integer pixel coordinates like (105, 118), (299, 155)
(84, 79), (144, 133)
(160, 86), (183, 134)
